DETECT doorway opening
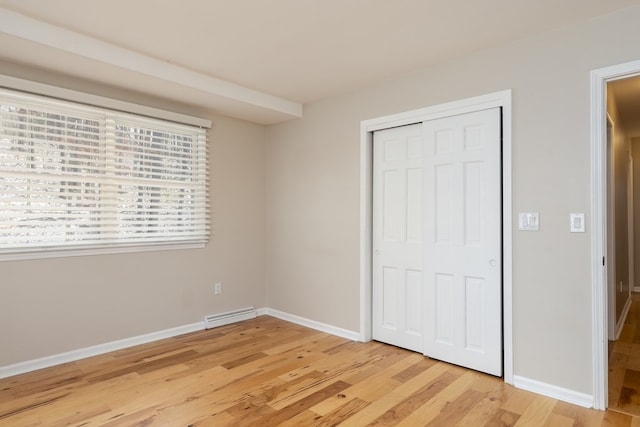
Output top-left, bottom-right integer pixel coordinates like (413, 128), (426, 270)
(591, 60), (640, 411)
(603, 74), (640, 415)
(358, 90), (514, 383)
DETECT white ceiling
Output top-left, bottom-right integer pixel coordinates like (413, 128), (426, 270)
(0, 0), (640, 124)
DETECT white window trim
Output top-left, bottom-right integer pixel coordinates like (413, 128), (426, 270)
(1, 242), (205, 262)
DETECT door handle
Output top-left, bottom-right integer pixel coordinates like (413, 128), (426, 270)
(489, 259), (497, 266)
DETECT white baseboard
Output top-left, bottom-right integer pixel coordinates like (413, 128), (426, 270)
(512, 375), (593, 408)
(0, 307), (362, 380)
(634, 286), (640, 293)
(615, 296), (633, 340)
(0, 306), (600, 411)
(0, 321), (204, 380)
(261, 308), (361, 342)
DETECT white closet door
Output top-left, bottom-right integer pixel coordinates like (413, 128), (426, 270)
(372, 124), (424, 352)
(423, 108), (502, 376)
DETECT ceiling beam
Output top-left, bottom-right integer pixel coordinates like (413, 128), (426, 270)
(0, 7), (303, 119)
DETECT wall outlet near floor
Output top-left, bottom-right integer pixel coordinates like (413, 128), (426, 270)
(214, 282), (222, 295)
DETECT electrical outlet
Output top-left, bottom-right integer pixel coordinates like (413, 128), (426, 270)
(214, 282), (222, 295)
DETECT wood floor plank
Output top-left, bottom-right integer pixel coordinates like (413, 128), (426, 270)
(621, 325), (637, 346)
(485, 408), (520, 426)
(392, 362), (460, 399)
(611, 351), (630, 408)
(391, 358), (437, 383)
(335, 392), (407, 427)
(456, 386), (510, 427)
(601, 409), (633, 426)
(1, 315), (640, 426)
(189, 409), (239, 427)
(394, 370), (478, 426)
(615, 341), (634, 356)
(500, 387), (537, 415)
(275, 409), (322, 426)
(2, 366), (86, 399)
(310, 353), (423, 416)
(552, 400), (605, 427)
(627, 345), (640, 372)
(368, 371), (459, 426)
(275, 342), (391, 389)
(239, 380), (351, 427)
(610, 293), (640, 418)
(309, 397), (370, 426)
(426, 388), (485, 426)
(543, 413), (575, 427)
(263, 332), (331, 356)
(513, 395), (557, 426)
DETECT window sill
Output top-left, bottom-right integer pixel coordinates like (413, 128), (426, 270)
(0, 242), (206, 262)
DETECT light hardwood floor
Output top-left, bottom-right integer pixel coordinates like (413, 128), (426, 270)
(1, 316), (638, 426)
(609, 293), (640, 417)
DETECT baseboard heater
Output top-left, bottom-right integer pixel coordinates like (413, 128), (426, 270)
(204, 307), (256, 329)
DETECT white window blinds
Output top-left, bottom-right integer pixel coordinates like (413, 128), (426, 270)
(0, 89), (209, 257)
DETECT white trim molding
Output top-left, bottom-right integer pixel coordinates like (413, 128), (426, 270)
(359, 90), (514, 384)
(0, 322), (204, 379)
(0, 242), (205, 263)
(615, 296), (633, 340)
(513, 376), (593, 408)
(0, 308), (362, 379)
(262, 308), (361, 342)
(590, 59), (640, 410)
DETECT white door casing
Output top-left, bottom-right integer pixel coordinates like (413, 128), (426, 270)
(372, 124), (424, 352)
(423, 108), (503, 376)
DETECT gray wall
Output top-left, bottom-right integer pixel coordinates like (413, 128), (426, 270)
(265, 5), (640, 395)
(0, 68), (267, 366)
(5, 3), (640, 400)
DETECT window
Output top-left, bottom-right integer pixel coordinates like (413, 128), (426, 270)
(0, 88), (209, 259)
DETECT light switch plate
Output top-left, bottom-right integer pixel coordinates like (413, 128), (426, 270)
(518, 212), (539, 231)
(570, 213), (585, 232)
